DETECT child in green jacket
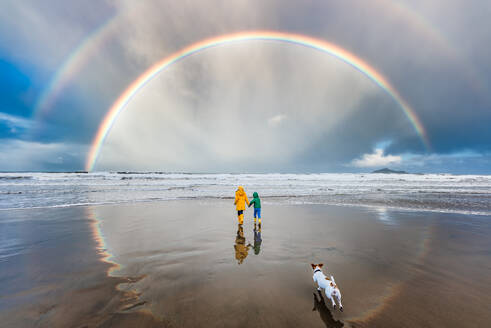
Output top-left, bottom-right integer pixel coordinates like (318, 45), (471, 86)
(248, 192), (262, 225)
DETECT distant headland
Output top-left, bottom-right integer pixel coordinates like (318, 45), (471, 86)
(371, 168), (408, 174)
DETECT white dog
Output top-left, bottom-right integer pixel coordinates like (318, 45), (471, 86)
(311, 263), (343, 311)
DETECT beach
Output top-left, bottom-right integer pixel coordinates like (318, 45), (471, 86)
(1, 199), (490, 327)
(3, 0), (491, 326)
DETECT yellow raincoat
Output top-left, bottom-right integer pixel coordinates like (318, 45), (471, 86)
(234, 186), (250, 210)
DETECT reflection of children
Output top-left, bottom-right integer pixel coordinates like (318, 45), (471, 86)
(248, 192), (262, 225)
(252, 225), (262, 255)
(234, 186), (249, 225)
(234, 225), (250, 264)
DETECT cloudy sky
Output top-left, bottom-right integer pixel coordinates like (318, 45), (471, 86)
(0, 0), (490, 173)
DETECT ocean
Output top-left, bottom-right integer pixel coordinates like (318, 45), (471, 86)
(1, 172), (490, 215)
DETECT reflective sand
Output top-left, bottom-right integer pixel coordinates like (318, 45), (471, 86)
(1, 200), (490, 327)
(92, 200), (491, 327)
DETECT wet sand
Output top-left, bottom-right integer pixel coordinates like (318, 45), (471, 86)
(1, 200), (491, 327)
(0, 206), (164, 327)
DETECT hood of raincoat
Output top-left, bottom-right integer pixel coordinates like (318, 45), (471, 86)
(251, 191), (261, 208)
(235, 186), (249, 210)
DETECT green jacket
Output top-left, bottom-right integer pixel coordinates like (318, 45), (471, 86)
(249, 192), (261, 208)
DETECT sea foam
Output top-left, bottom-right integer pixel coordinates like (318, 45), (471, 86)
(0, 172), (489, 215)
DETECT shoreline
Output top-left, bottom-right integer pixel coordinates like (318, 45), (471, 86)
(1, 196), (490, 217)
(2, 172), (490, 217)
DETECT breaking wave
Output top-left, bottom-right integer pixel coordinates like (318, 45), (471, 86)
(0, 172), (490, 215)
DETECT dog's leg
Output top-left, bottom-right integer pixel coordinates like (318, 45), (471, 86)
(329, 293), (336, 309)
(337, 293), (343, 312)
(325, 290), (335, 309)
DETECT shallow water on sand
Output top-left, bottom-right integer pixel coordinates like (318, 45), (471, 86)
(91, 201), (491, 327)
(1, 201), (490, 327)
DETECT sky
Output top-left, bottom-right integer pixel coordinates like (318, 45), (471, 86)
(0, 0), (490, 173)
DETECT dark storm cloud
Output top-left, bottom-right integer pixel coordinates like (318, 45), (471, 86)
(268, 0), (491, 156)
(294, 93), (420, 171)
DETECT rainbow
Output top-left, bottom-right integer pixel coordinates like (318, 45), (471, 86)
(86, 31), (430, 171)
(32, 1), (485, 125)
(33, 14), (118, 120)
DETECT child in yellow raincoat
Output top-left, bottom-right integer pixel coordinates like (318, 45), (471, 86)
(234, 186), (249, 225)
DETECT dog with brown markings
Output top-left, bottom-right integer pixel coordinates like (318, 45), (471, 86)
(311, 263), (343, 312)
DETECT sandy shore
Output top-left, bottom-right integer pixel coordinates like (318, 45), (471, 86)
(0, 206), (164, 327)
(1, 200), (490, 327)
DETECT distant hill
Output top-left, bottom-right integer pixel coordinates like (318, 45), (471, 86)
(372, 168), (408, 174)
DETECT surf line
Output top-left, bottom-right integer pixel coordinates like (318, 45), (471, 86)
(86, 31), (430, 171)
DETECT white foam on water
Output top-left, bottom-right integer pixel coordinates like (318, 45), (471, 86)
(0, 172), (490, 215)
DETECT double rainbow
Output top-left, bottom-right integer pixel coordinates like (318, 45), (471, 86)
(86, 31), (429, 171)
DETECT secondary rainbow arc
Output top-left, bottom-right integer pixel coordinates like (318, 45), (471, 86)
(86, 31), (429, 171)
(34, 15), (118, 119)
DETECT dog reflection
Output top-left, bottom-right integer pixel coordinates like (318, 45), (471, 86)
(252, 224), (262, 255)
(313, 291), (344, 328)
(234, 224), (250, 264)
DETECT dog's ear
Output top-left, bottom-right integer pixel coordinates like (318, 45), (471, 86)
(311, 263), (316, 269)
(318, 263), (324, 267)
